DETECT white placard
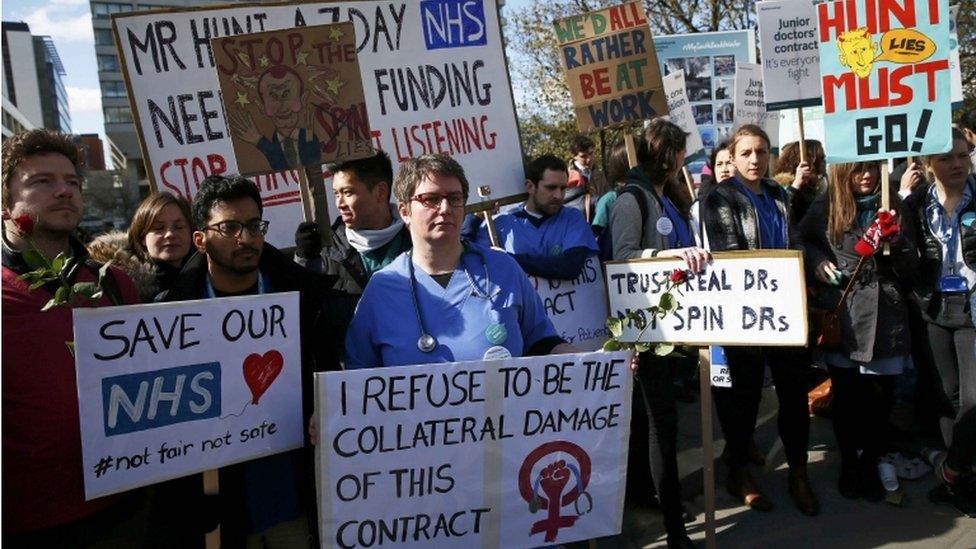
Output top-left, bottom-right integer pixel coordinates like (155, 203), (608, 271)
(709, 346), (731, 387)
(529, 256), (610, 352)
(733, 63), (780, 148)
(315, 351), (633, 548)
(756, 0), (823, 111)
(113, 0), (525, 246)
(604, 251), (808, 346)
(662, 70), (705, 157)
(73, 293), (303, 500)
(949, 5), (963, 107)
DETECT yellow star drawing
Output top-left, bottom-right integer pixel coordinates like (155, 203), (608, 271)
(295, 51), (309, 65)
(329, 27), (344, 42)
(235, 92), (250, 107)
(325, 77), (345, 95)
(258, 55), (270, 67)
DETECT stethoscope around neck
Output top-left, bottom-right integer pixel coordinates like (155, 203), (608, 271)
(407, 244), (492, 353)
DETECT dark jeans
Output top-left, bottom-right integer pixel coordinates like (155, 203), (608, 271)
(926, 323), (976, 463)
(635, 354), (686, 537)
(827, 365), (895, 468)
(713, 346), (811, 469)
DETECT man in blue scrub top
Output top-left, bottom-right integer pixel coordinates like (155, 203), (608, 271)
(346, 154), (577, 369)
(465, 155), (599, 280)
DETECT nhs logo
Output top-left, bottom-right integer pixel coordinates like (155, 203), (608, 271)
(420, 0), (488, 50)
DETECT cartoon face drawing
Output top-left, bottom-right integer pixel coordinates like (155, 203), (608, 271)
(837, 28), (878, 78)
(257, 66), (307, 135)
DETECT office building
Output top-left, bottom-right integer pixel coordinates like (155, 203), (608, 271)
(2, 21), (71, 135)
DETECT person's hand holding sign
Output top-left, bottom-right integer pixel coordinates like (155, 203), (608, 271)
(792, 161), (815, 191)
(900, 161), (925, 194)
(228, 108), (262, 146)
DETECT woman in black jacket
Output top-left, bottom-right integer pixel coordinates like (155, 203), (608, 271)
(800, 161), (916, 501)
(903, 128), (976, 507)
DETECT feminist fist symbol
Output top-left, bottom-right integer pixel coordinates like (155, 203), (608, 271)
(519, 441), (592, 543)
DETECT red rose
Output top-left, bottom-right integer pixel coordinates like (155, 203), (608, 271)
(11, 214), (34, 237)
(670, 269), (688, 283)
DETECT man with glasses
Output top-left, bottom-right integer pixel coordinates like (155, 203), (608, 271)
(160, 174), (338, 547)
(465, 155), (598, 280)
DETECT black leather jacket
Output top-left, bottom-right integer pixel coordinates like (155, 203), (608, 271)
(902, 178), (976, 327)
(702, 177), (795, 251)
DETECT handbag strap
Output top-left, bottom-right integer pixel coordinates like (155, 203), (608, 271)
(833, 255), (869, 313)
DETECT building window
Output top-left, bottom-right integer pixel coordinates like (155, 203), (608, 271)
(92, 2), (134, 18)
(104, 106), (132, 123)
(94, 29), (115, 46)
(97, 54), (120, 72)
(101, 80), (127, 98)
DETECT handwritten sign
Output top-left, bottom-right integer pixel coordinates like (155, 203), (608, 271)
(212, 23), (372, 176)
(662, 70), (705, 158)
(112, 0), (525, 246)
(73, 293), (303, 500)
(816, 0), (952, 162)
(553, 1), (666, 131)
(315, 351), (633, 548)
(604, 251), (808, 346)
(757, 0), (823, 111)
(529, 256), (610, 352)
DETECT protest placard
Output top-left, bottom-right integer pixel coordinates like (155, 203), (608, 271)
(949, 5), (963, 109)
(112, 0), (525, 245)
(816, 0), (953, 162)
(652, 30), (755, 172)
(733, 63), (781, 147)
(662, 70), (705, 159)
(604, 251), (808, 346)
(212, 23), (372, 177)
(73, 293), (303, 500)
(757, 0), (823, 111)
(553, 1), (667, 131)
(315, 351), (632, 548)
(529, 256), (610, 352)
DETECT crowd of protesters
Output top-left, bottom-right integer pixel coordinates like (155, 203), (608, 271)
(2, 121), (975, 548)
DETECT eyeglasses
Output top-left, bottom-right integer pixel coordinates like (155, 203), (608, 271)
(411, 192), (465, 209)
(204, 220), (270, 238)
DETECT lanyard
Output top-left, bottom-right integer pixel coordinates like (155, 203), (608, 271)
(204, 271), (268, 298)
(927, 186), (968, 275)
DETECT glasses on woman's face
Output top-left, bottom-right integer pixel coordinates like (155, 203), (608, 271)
(204, 219), (270, 239)
(411, 192), (465, 209)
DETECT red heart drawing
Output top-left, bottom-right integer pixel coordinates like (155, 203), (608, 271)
(242, 350), (284, 405)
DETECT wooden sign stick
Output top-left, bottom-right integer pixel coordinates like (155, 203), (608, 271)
(624, 133), (638, 169)
(698, 348), (717, 549)
(478, 185), (500, 248)
(882, 168), (891, 255)
(204, 470), (220, 548)
(682, 167), (696, 199)
(797, 108), (807, 165)
(296, 168), (315, 223)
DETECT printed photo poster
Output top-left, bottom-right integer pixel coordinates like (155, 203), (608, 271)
(212, 23), (373, 177)
(662, 70), (705, 160)
(816, 0), (953, 162)
(756, 0), (823, 111)
(529, 256), (610, 351)
(733, 63), (781, 150)
(652, 30), (756, 174)
(73, 293), (304, 500)
(554, 1), (667, 131)
(315, 351), (634, 548)
(112, 0), (526, 246)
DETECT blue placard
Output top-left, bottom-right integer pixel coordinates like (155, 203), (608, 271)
(101, 362), (222, 436)
(420, 0), (488, 50)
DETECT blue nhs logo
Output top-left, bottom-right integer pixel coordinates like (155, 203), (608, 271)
(420, 0), (487, 50)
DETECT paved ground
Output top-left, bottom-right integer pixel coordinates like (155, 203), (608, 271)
(588, 387), (976, 548)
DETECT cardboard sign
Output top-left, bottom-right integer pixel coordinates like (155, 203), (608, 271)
(652, 30), (756, 171)
(529, 256), (610, 352)
(315, 351), (633, 548)
(73, 293), (303, 500)
(604, 251), (808, 346)
(816, 0), (953, 162)
(733, 63), (781, 148)
(212, 23), (372, 176)
(554, 1), (666, 131)
(662, 70), (705, 158)
(756, 0), (823, 111)
(112, 0), (525, 246)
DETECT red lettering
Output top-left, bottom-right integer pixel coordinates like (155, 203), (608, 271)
(915, 59), (949, 100)
(888, 65), (914, 106)
(818, 2), (847, 42)
(822, 72), (856, 113)
(287, 32), (303, 64)
(217, 38), (237, 75)
(266, 37), (284, 64)
(858, 69), (889, 109)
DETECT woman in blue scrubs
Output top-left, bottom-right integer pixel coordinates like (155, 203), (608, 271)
(345, 154), (575, 368)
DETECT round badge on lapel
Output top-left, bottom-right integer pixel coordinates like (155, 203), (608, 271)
(485, 322), (508, 345)
(961, 211), (976, 228)
(656, 216), (673, 236)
